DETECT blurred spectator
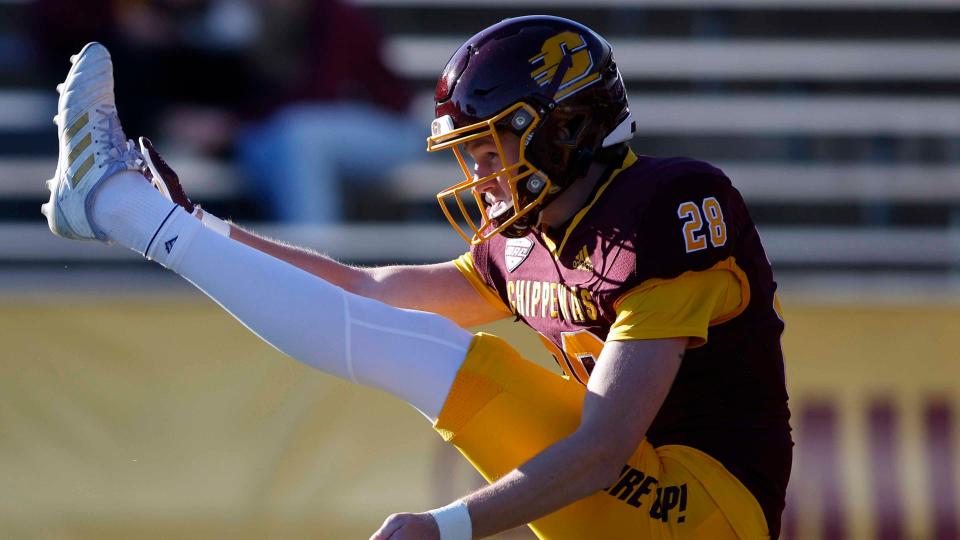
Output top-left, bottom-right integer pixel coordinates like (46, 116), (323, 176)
(28, 0), (257, 151)
(30, 0), (422, 224)
(236, 0), (422, 223)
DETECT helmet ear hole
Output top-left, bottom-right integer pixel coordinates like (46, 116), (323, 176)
(559, 114), (586, 144)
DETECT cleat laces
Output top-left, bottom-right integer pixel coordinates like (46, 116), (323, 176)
(95, 106), (144, 172)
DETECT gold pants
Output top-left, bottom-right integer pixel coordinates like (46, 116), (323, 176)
(434, 333), (769, 540)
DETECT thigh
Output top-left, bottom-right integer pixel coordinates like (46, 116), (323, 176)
(434, 333), (766, 540)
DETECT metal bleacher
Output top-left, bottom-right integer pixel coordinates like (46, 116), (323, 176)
(1, 0), (959, 274)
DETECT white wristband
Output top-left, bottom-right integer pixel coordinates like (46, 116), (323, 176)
(195, 208), (231, 237)
(428, 500), (472, 540)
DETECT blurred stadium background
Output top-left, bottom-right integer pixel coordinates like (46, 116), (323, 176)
(1, 0), (959, 538)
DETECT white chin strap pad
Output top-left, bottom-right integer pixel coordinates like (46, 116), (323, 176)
(601, 111), (636, 147)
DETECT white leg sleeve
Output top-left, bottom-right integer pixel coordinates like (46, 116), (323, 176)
(92, 173), (469, 419)
(164, 216), (470, 419)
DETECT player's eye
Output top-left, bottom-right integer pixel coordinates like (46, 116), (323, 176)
(464, 148), (497, 171)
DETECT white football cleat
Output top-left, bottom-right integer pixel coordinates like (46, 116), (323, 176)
(41, 42), (144, 241)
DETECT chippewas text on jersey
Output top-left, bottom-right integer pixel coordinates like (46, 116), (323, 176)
(506, 280), (598, 322)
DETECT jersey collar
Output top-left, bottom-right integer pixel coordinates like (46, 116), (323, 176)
(540, 149), (639, 256)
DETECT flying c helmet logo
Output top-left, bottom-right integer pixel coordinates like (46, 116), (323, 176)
(529, 31), (602, 102)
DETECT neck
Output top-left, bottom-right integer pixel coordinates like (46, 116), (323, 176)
(537, 161), (608, 230)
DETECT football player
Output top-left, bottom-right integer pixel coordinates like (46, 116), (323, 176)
(44, 16), (791, 540)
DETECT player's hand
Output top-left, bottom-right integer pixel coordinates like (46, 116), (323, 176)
(369, 512), (440, 540)
(138, 136), (195, 213)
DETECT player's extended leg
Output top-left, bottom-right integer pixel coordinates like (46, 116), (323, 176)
(44, 42), (470, 420)
(435, 333), (769, 540)
(95, 174), (471, 418)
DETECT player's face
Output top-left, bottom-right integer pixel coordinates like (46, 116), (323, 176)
(428, 103), (546, 245)
(464, 131), (522, 220)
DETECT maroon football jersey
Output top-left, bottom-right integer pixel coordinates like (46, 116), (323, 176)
(469, 154), (792, 537)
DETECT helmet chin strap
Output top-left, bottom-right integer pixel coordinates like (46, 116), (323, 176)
(504, 111), (632, 241)
(602, 111), (636, 147)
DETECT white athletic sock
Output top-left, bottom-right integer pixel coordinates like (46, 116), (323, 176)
(92, 171), (469, 419)
(90, 170), (182, 256)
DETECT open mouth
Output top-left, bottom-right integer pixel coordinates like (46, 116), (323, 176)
(486, 200), (511, 220)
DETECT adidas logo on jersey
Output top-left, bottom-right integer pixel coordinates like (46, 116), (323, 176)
(572, 246), (594, 272)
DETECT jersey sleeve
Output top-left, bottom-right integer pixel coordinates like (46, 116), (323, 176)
(611, 164), (752, 346)
(453, 252), (514, 316)
(635, 167), (743, 281)
(608, 265), (748, 347)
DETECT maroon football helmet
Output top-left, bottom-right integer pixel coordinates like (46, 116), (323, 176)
(427, 15), (635, 244)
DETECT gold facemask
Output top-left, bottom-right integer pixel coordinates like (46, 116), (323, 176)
(427, 103), (552, 245)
